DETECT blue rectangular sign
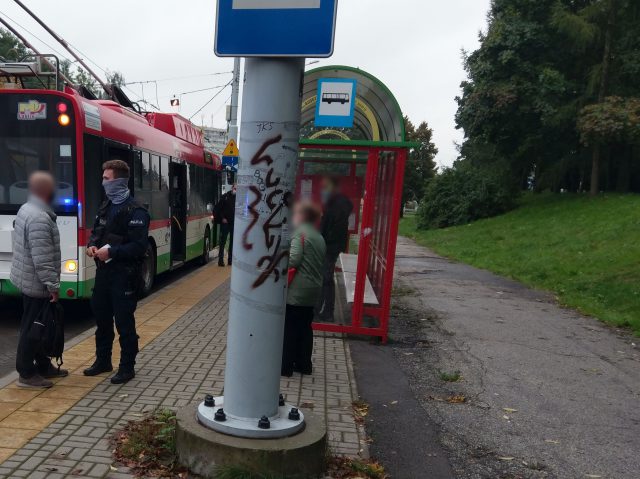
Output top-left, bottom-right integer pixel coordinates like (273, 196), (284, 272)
(215, 0), (338, 57)
(222, 155), (239, 170)
(314, 78), (356, 128)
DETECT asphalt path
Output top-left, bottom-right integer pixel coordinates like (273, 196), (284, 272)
(376, 237), (640, 478)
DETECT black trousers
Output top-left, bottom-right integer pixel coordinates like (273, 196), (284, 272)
(218, 223), (233, 263)
(16, 295), (52, 379)
(281, 304), (314, 375)
(318, 253), (339, 318)
(91, 266), (139, 372)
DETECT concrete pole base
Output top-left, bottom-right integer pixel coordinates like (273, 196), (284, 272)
(176, 403), (328, 478)
(197, 395), (306, 438)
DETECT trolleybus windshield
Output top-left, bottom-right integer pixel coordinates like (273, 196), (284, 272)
(0, 93), (76, 214)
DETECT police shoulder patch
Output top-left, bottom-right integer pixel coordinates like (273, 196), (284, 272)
(129, 218), (145, 226)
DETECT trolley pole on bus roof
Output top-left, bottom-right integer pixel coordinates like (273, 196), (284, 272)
(194, 1), (339, 439)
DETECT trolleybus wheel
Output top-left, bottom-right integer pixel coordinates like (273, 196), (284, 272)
(200, 229), (211, 266)
(140, 243), (156, 297)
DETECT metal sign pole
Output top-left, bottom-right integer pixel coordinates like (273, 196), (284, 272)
(198, 57), (305, 438)
(228, 57), (240, 143)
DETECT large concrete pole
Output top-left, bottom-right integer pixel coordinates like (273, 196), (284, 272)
(199, 57), (305, 438)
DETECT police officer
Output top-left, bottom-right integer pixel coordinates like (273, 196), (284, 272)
(84, 160), (149, 384)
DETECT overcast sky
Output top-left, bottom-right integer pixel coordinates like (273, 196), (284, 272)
(2, 0), (491, 167)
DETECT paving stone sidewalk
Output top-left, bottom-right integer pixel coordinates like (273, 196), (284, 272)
(0, 280), (365, 479)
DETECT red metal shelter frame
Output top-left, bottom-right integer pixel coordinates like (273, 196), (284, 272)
(300, 144), (407, 343)
(299, 65), (414, 343)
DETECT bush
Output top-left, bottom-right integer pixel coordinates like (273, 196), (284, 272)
(418, 162), (517, 229)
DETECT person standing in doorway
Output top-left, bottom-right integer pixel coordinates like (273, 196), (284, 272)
(214, 184), (236, 267)
(84, 160), (149, 385)
(282, 201), (326, 376)
(11, 171), (67, 388)
(318, 176), (353, 321)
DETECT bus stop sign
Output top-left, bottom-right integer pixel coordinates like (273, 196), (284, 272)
(215, 0), (338, 57)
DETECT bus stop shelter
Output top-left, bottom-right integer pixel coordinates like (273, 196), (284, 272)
(296, 66), (413, 343)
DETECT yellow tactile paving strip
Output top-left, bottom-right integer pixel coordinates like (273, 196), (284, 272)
(0, 264), (230, 462)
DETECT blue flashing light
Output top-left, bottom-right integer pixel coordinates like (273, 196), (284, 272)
(62, 198), (73, 205)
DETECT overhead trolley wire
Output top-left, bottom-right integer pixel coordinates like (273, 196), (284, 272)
(124, 71), (233, 85)
(188, 79), (233, 121)
(0, 10), (74, 65)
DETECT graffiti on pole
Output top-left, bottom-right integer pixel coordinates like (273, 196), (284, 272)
(240, 133), (296, 289)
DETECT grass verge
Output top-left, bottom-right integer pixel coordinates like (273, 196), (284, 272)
(400, 193), (640, 334)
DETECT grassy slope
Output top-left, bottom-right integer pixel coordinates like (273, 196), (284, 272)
(399, 194), (640, 334)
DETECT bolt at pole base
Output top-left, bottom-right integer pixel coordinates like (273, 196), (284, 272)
(197, 396), (305, 439)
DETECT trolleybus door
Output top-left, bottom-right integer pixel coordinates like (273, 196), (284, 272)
(169, 161), (187, 265)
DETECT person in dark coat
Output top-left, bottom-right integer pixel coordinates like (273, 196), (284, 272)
(213, 185), (236, 266)
(317, 176), (353, 321)
(84, 160), (149, 385)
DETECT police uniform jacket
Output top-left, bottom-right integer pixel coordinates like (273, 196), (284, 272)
(88, 196), (150, 268)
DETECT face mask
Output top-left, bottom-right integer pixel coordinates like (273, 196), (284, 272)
(103, 177), (130, 204)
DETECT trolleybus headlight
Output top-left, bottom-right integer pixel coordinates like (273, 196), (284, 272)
(64, 259), (78, 273)
(58, 113), (71, 126)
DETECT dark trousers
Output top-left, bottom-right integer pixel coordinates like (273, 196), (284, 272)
(91, 266), (139, 372)
(218, 223), (233, 263)
(16, 295), (52, 378)
(281, 304), (314, 375)
(318, 254), (339, 319)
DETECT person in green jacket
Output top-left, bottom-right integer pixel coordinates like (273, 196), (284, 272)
(281, 201), (326, 377)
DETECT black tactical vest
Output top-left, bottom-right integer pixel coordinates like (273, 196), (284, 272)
(93, 199), (145, 259)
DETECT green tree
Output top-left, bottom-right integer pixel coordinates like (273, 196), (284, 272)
(0, 28), (29, 60)
(106, 70), (125, 87)
(74, 68), (100, 97)
(456, 0), (640, 197)
(552, 0), (624, 194)
(402, 117), (438, 211)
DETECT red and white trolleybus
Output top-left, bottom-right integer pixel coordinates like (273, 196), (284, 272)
(0, 73), (224, 299)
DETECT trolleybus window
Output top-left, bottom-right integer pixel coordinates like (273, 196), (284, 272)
(0, 94), (76, 214)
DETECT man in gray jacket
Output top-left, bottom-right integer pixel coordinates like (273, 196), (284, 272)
(10, 171), (67, 388)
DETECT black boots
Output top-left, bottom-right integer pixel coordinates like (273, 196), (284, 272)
(83, 361), (113, 376)
(83, 361), (134, 384)
(110, 370), (135, 384)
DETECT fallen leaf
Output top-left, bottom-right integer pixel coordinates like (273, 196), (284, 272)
(44, 467), (58, 472)
(403, 352), (414, 356)
(118, 394), (129, 399)
(585, 475), (602, 478)
(110, 465), (118, 472)
(446, 395), (466, 404)
(503, 408), (518, 413)
(502, 415), (510, 420)
(545, 439), (560, 444)
(300, 401), (314, 409)
(498, 457), (514, 461)
(390, 400), (398, 405)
